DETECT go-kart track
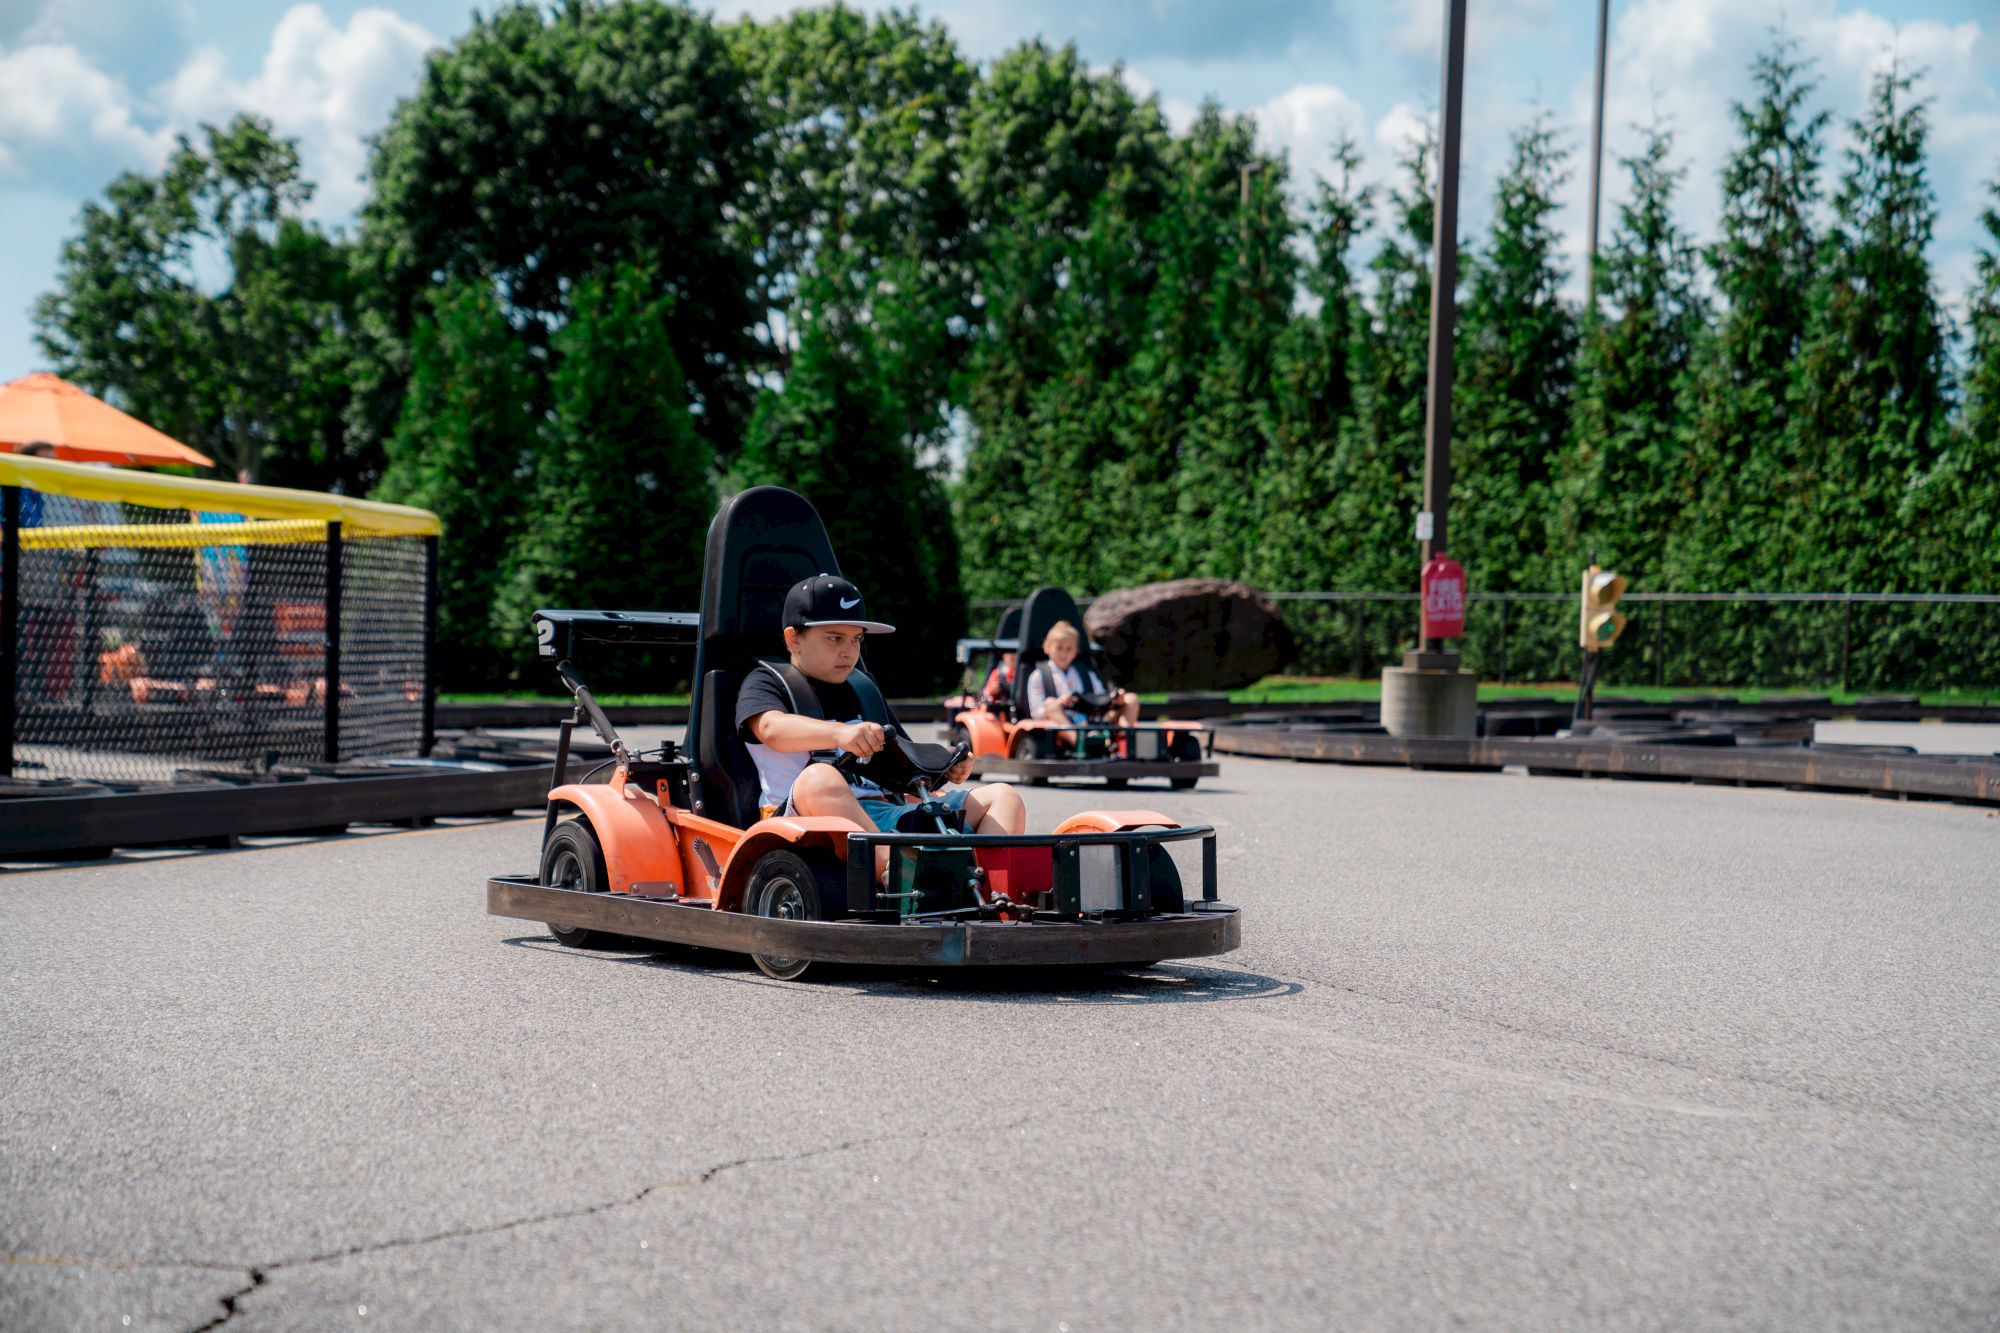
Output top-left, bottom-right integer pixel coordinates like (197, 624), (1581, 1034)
(4, 735), (1996, 1331)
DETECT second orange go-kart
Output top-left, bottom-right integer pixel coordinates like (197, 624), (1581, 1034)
(946, 588), (1220, 791)
(485, 486), (1240, 981)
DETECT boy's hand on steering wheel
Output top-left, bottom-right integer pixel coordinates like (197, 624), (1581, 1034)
(837, 720), (886, 758)
(945, 755), (973, 786)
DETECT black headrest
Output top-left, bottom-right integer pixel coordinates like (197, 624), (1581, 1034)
(996, 605), (1021, 640)
(1016, 586), (1087, 673)
(698, 486), (842, 666)
(1013, 585), (1091, 718)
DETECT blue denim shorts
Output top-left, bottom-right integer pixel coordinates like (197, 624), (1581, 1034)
(857, 788), (969, 833)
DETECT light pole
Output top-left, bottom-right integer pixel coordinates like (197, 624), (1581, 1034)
(1585, 0), (1611, 311)
(1382, 0), (1479, 737)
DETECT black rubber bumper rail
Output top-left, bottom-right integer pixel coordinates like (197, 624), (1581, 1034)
(1, 762), (550, 858)
(1206, 725), (2000, 807)
(487, 876), (1242, 967)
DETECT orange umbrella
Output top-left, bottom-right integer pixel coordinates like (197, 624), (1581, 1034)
(0, 372), (213, 468)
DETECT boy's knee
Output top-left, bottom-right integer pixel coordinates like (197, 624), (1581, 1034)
(975, 782), (1026, 833)
(790, 762), (847, 809)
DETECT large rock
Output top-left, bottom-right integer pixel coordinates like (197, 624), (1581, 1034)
(1084, 579), (1292, 692)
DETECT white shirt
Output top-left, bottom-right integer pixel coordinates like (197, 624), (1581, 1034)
(1026, 659), (1102, 719)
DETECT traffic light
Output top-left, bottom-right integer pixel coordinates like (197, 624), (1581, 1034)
(1579, 565), (1628, 651)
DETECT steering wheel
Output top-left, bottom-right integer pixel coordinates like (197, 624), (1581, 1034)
(1070, 690), (1114, 714)
(815, 733), (971, 795)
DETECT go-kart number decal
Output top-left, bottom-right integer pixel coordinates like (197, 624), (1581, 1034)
(536, 618), (556, 657)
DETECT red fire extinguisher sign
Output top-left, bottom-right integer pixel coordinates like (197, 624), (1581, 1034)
(1421, 556), (1466, 640)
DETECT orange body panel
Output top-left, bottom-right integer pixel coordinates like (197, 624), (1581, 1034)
(549, 778), (684, 894)
(663, 809), (745, 904)
(715, 817), (860, 911)
(956, 708), (1011, 759)
(1052, 810), (1178, 834)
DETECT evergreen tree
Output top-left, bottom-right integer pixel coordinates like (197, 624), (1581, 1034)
(1452, 112), (1577, 591)
(732, 299), (965, 693)
(498, 264), (715, 681)
(1946, 179), (2000, 593)
(376, 278), (541, 681)
(1966, 179), (2000, 451)
(1673, 37), (1827, 588)
(1249, 136), (1372, 590)
(726, 5), (976, 449)
(955, 43), (1171, 598)
(1341, 131), (1436, 595)
(1558, 122), (1704, 577)
(1790, 65), (1950, 591)
(1134, 105), (1295, 582)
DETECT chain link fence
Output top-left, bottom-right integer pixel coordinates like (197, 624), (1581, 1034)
(3, 459), (439, 784)
(973, 590), (2000, 695)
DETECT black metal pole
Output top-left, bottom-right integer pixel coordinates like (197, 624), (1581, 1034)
(1419, 0), (1468, 655)
(2, 486), (19, 779)
(324, 521), (343, 765)
(1840, 596), (1853, 695)
(1655, 599), (1667, 689)
(1586, 0), (1610, 311)
(421, 534), (439, 757)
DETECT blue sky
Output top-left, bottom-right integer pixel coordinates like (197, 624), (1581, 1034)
(2, 0), (1996, 382)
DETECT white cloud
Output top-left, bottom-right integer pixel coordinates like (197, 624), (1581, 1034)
(1251, 82), (1368, 194)
(0, 41), (174, 181)
(1374, 100), (1433, 164)
(1110, 65), (1198, 135)
(0, 5), (433, 217)
(161, 5), (438, 220)
(1554, 0), (2000, 311)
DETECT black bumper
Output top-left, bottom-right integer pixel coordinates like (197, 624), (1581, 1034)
(487, 876), (1241, 966)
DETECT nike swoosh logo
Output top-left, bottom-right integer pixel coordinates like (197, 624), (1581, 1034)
(839, 597), (861, 609)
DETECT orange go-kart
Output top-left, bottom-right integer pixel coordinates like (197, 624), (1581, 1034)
(947, 588), (1219, 791)
(485, 487), (1239, 981)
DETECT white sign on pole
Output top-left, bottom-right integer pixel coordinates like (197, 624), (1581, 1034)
(1415, 511), (1435, 542)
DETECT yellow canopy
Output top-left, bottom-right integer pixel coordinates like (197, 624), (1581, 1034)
(0, 452), (441, 539)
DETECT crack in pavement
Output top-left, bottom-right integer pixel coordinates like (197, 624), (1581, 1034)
(163, 1108), (1049, 1333)
(1264, 963), (1995, 1135)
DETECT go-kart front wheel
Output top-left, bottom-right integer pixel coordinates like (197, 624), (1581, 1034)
(541, 817), (608, 948)
(744, 847), (841, 981)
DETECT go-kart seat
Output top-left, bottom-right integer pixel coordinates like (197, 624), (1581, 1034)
(1012, 585), (1102, 722)
(688, 485), (896, 828)
(696, 667), (761, 828)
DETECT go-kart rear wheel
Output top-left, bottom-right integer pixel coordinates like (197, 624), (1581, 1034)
(744, 847), (841, 981)
(1169, 776), (1198, 790)
(540, 817), (608, 948)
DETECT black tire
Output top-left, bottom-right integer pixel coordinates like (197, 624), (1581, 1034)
(942, 722), (971, 751)
(744, 847), (843, 981)
(1104, 777), (1129, 790)
(540, 818), (609, 948)
(1169, 776), (1198, 790)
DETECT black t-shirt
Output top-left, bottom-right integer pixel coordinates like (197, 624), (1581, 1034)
(735, 668), (901, 739)
(734, 664), (902, 805)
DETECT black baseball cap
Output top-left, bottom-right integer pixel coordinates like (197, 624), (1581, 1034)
(783, 574), (896, 634)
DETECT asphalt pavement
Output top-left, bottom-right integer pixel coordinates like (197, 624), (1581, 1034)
(3, 750), (1996, 1330)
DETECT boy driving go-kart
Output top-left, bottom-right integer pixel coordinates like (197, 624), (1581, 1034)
(740, 573), (1026, 882)
(485, 485), (1237, 982)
